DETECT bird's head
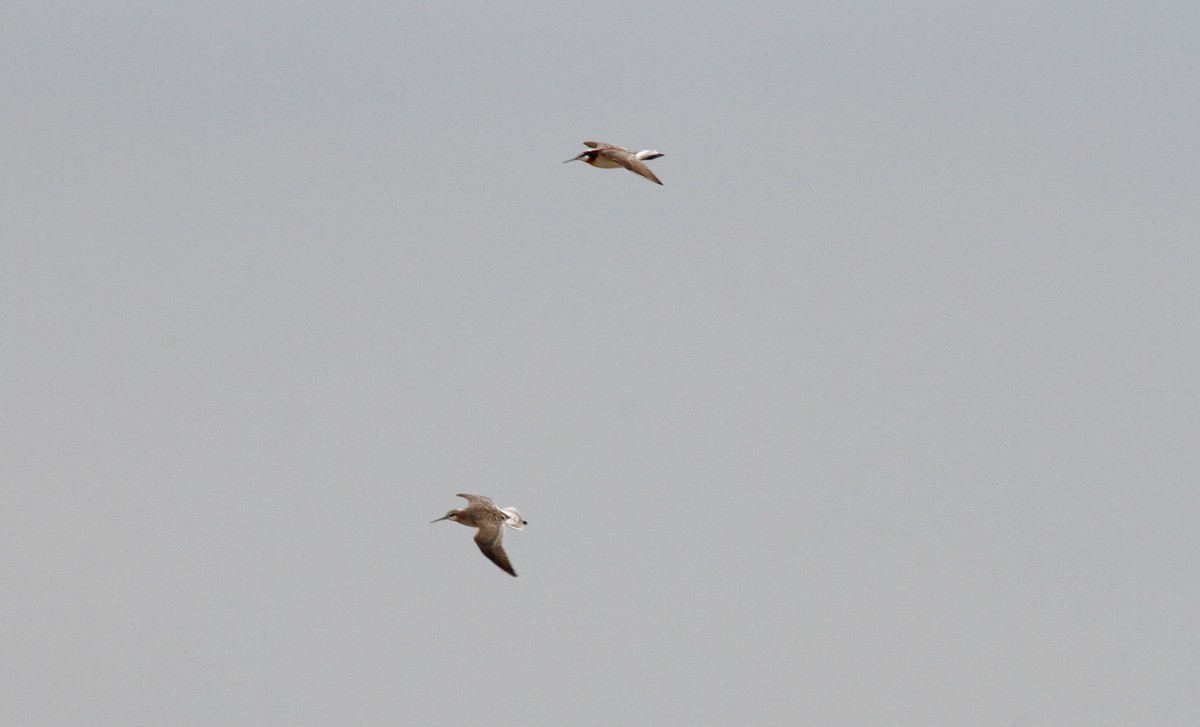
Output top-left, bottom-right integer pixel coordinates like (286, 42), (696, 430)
(563, 151), (595, 164)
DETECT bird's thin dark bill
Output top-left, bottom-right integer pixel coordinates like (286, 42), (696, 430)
(563, 157), (580, 163)
(430, 515), (450, 523)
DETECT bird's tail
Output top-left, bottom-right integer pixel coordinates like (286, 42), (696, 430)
(501, 507), (526, 529)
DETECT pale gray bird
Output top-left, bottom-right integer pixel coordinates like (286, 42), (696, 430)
(564, 141), (665, 185)
(431, 493), (527, 576)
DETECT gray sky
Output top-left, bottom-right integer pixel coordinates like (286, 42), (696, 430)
(3, 2), (1198, 725)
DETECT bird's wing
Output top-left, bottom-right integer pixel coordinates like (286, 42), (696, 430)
(612, 154), (663, 185)
(584, 141), (630, 152)
(456, 493), (495, 507)
(474, 521), (517, 576)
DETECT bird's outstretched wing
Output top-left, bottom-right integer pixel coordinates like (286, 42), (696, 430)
(456, 493), (495, 507)
(474, 521), (517, 576)
(583, 141), (630, 152)
(603, 152), (663, 185)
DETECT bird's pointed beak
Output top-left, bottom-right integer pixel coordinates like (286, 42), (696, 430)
(563, 156), (581, 164)
(430, 515), (450, 524)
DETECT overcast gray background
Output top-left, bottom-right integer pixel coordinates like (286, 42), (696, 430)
(3, 2), (1198, 725)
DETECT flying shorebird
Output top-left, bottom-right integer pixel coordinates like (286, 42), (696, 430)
(564, 141), (665, 185)
(431, 493), (527, 576)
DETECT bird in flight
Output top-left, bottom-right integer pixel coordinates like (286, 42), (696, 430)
(431, 493), (527, 576)
(564, 141), (665, 185)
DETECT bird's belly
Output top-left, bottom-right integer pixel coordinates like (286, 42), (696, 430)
(589, 158), (622, 169)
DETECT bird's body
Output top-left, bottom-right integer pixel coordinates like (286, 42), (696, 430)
(431, 493), (526, 576)
(564, 141), (665, 185)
